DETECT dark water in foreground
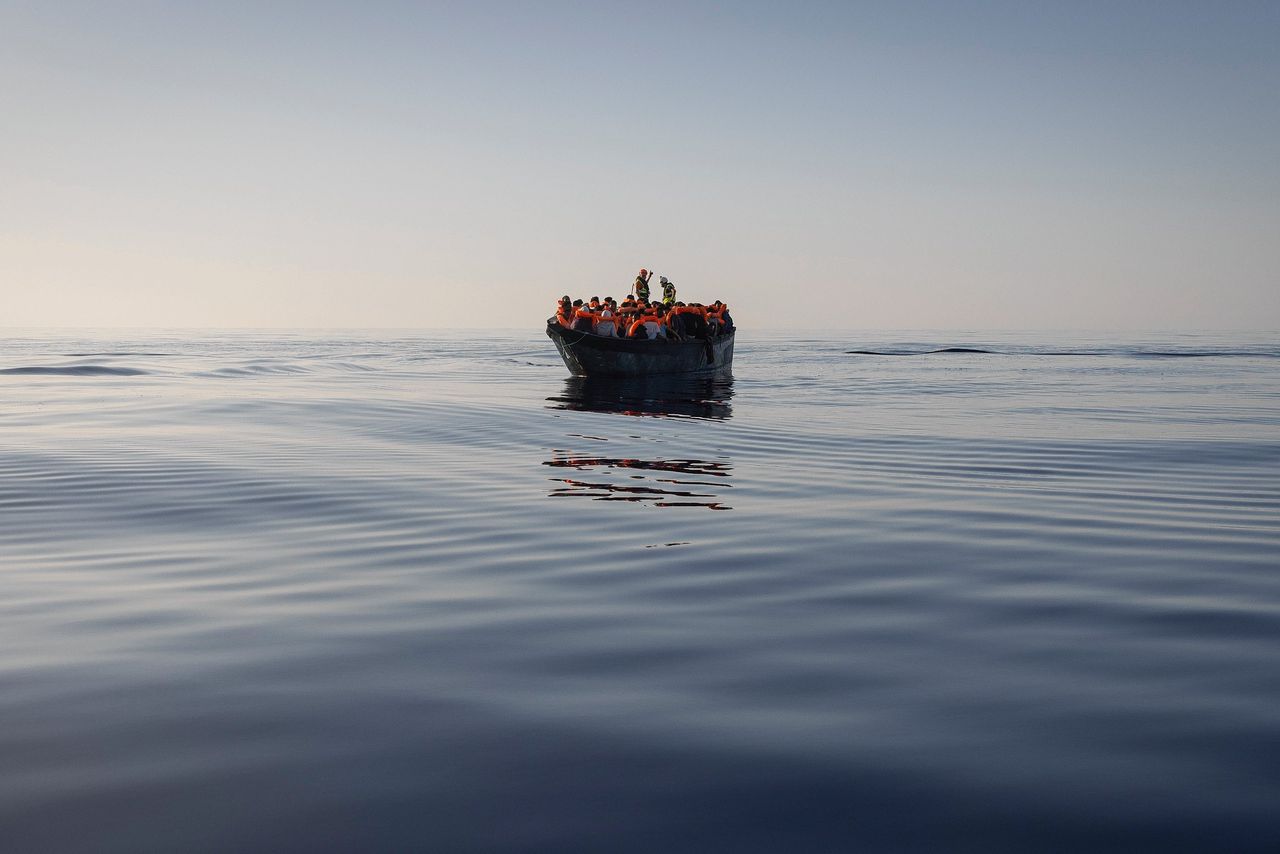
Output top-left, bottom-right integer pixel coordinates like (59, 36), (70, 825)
(2, 329), (1278, 853)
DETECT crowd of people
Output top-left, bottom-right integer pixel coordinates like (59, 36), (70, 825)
(552, 269), (735, 341)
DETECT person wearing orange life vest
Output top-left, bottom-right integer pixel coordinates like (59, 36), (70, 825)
(667, 302), (695, 338)
(626, 307), (652, 339)
(624, 296), (644, 329)
(652, 303), (673, 338)
(628, 304), (664, 340)
(605, 297), (620, 328)
(674, 302), (708, 338)
(705, 301), (725, 335)
(595, 303), (617, 337)
(570, 300), (596, 333)
(658, 303), (684, 340)
(714, 300), (734, 332)
(555, 295), (573, 328)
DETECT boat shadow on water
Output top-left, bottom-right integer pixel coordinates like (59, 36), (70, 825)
(544, 374), (735, 509)
(546, 372), (734, 420)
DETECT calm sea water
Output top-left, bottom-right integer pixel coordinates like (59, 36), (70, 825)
(2, 329), (1278, 853)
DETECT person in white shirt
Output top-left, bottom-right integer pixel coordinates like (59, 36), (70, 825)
(596, 307), (617, 337)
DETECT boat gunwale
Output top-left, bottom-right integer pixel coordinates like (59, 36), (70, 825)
(545, 318), (735, 354)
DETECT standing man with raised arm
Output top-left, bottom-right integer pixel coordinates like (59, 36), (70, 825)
(633, 268), (653, 303)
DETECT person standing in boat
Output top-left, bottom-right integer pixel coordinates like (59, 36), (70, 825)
(660, 276), (677, 305)
(634, 268), (653, 303)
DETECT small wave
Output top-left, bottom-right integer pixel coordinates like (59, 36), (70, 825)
(1128, 351), (1277, 359)
(1033, 349), (1280, 358)
(846, 347), (997, 356)
(0, 365), (149, 376)
(847, 348), (1279, 358)
(64, 352), (174, 357)
(500, 357), (562, 367)
(198, 364), (313, 377)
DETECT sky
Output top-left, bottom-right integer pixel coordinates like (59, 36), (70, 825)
(2, 0), (1278, 329)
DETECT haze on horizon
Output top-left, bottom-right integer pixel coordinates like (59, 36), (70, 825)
(2, 1), (1277, 330)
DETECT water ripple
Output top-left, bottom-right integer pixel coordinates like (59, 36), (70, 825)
(0, 329), (1278, 851)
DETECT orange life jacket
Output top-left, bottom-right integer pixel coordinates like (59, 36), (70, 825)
(629, 311), (661, 337)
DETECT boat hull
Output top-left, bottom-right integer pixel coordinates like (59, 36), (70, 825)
(546, 319), (735, 377)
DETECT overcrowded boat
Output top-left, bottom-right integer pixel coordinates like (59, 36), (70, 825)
(546, 269), (736, 378)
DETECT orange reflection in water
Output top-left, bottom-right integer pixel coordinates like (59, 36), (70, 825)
(544, 454), (732, 510)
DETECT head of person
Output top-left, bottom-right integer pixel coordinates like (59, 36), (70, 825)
(639, 268), (647, 276)
(572, 299), (583, 307)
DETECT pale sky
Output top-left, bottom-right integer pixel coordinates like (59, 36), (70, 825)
(2, 1), (1278, 329)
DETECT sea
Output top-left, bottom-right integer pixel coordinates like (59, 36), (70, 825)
(2, 328), (1278, 853)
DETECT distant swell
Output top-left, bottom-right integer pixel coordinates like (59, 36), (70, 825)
(847, 347), (996, 356)
(847, 348), (1279, 358)
(64, 352), (173, 357)
(0, 365), (149, 376)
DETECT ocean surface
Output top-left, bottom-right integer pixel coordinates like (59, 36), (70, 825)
(2, 328), (1278, 853)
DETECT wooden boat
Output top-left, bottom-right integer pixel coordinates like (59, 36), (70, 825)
(546, 319), (735, 377)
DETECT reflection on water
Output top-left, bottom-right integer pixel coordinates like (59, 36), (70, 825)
(547, 372), (734, 420)
(545, 454), (733, 510)
(545, 374), (734, 509)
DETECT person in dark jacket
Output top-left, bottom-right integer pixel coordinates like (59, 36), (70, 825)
(571, 300), (594, 332)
